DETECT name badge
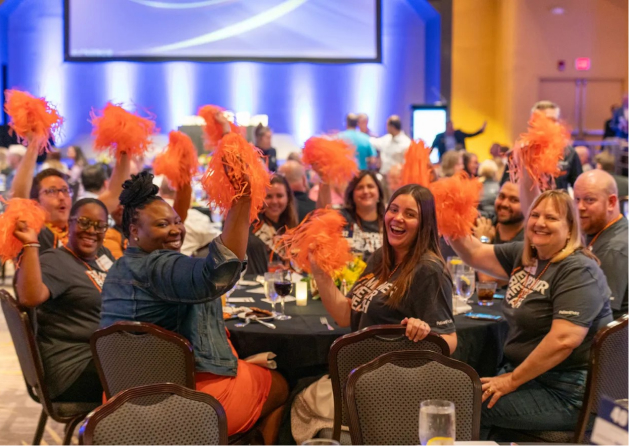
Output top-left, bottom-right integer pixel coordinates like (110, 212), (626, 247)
(591, 397), (629, 445)
(96, 255), (113, 272)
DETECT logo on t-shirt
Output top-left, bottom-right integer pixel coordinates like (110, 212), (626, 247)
(505, 268), (550, 308)
(254, 223), (277, 251)
(350, 274), (393, 314)
(85, 270), (107, 292)
(343, 224), (383, 254)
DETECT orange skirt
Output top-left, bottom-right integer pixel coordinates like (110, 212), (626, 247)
(195, 336), (272, 436)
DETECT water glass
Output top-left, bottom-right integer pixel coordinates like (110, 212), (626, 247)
(419, 400), (455, 445)
(446, 256), (462, 276)
(454, 265), (475, 302)
(263, 273), (279, 316)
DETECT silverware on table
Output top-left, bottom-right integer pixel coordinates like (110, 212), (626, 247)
(250, 316), (276, 329)
(320, 316), (334, 331)
(234, 317), (250, 328)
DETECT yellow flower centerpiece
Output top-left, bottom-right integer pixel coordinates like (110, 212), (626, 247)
(333, 256), (367, 293)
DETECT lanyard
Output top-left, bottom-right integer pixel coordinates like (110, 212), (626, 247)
(588, 215), (622, 250)
(62, 244), (95, 271)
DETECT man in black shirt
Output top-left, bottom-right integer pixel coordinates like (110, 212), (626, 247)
(279, 160), (316, 223)
(574, 170), (628, 318)
(432, 120), (487, 158)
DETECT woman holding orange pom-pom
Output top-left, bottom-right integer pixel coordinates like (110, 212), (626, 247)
(101, 169), (289, 442)
(246, 174), (299, 275)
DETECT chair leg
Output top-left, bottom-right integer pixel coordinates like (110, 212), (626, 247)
(62, 416), (84, 445)
(32, 410), (48, 445)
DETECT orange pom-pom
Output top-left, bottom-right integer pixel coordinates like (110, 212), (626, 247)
(402, 139), (432, 187)
(90, 103), (156, 160)
(428, 173), (482, 239)
(510, 111), (570, 190)
(302, 136), (358, 186)
(0, 198), (48, 264)
(153, 131), (199, 189)
(201, 132), (270, 223)
(274, 208), (353, 275)
(198, 105), (239, 150)
(4, 89), (63, 153)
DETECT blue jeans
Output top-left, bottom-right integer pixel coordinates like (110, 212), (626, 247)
(480, 364), (586, 439)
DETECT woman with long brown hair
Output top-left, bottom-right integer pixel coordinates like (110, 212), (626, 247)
(246, 174), (299, 274)
(448, 189), (612, 437)
(311, 183), (457, 351)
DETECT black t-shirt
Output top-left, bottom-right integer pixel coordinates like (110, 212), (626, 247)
(245, 220), (284, 275)
(339, 208), (383, 262)
(259, 147), (277, 172)
(38, 226), (65, 254)
(35, 246), (113, 398)
(586, 217), (628, 315)
(294, 191), (316, 223)
(494, 226), (524, 244)
(348, 249), (456, 334)
(494, 241), (613, 371)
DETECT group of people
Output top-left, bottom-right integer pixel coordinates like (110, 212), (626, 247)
(3, 100), (628, 444)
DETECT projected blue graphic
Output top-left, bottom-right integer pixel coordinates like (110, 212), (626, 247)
(66, 0), (380, 61)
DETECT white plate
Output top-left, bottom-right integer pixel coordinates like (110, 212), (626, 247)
(237, 311), (275, 322)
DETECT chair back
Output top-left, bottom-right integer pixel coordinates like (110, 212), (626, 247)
(328, 324), (450, 440)
(574, 315), (628, 443)
(345, 350), (482, 445)
(79, 383), (228, 445)
(0, 290), (52, 411)
(91, 321), (195, 398)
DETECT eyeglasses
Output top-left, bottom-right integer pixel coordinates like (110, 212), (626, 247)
(70, 217), (109, 233)
(39, 187), (71, 197)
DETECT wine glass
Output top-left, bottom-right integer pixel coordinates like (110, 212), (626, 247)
(419, 400), (455, 445)
(454, 264), (475, 303)
(263, 272), (280, 317)
(273, 270), (293, 320)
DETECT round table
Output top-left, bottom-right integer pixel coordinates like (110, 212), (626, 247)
(226, 284), (509, 380)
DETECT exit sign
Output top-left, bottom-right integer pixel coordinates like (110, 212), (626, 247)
(575, 57), (591, 71)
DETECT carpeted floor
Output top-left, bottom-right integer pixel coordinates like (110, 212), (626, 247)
(0, 263), (77, 445)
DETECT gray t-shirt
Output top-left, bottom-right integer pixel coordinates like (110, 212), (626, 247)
(340, 208), (383, 262)
(349, 249), (455, 334)
(35, 246), (113, 398)
(586, 217), (628, 315)
(494, 241), (613, 371)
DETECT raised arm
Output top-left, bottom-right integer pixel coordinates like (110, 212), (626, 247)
(447, 235), (509, 280)
(310, 256), (351, 327)
(10, 143), (39, 199)
(13, 222), (50, 307)
(98, 153), (130, 213)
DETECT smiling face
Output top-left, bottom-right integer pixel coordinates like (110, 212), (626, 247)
(264, 182), (289, 223)
(494, 182), (524, 225)
(384, 194), (420, 255)
(38, 175), (71, 228)
(352, 174), (380, 213)
(526, 198), (570, 259)
(131, 199), (186, 253)
(68, 203), (107, 260)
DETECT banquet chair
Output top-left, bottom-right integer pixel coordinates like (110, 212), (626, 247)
(0, 290), (100, 445)
(344, 350), (482, 445)
(90, 321), (196, 398)
(327, 325), (451, 443)
(496, 314), (629, 444)
(79, 383), (228, 445)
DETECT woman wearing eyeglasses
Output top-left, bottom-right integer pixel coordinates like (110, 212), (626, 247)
(13, 198), (113, 403)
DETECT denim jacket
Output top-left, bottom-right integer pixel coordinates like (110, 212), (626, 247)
(100, 238), (243, 376)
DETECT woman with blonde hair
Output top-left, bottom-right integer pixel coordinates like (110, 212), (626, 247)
(439, 150), (464, 177)
(449, 189), (612, 438)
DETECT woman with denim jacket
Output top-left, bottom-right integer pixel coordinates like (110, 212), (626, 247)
(100, 117), (288, 444)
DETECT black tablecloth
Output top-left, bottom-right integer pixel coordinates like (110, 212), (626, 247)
(226, 284), (509, 380)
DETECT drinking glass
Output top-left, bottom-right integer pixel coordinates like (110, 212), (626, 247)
(476, 281), (497, 306)
(454, 264), (475, 303)
(446, 256), (462, 276)
(273, 270), (293, 320)
(263, 272), (280, 316)
(419, 400), (455, 445)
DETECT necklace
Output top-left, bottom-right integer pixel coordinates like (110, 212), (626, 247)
(62, 244), (96, 271)
(587, 215), (623, 250)
(388, 262), (401, 281)
(513, 258), (553, 307)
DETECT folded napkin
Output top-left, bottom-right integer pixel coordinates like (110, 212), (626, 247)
(227, 297), (255, 303)
(244, 352), (277, 369)
(453, 297), (472, 316)
(261, 296), (296, 304)
(222, 306), (250, 316)
(248, 286), (266, 294)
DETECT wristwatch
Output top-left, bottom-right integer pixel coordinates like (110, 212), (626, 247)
(480, 236), (491, 244)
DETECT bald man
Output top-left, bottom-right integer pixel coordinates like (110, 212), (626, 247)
(278, 160), (315, 222)
(574, 170), (628, 318)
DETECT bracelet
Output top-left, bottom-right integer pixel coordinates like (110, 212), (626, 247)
(22, 243), (41, 249)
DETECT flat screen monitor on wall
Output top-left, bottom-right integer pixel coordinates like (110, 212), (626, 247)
(411, 105), (447, 164)
(65, 0), (381, 62)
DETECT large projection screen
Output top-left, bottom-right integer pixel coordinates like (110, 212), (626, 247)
(65, 0), (382, 62)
